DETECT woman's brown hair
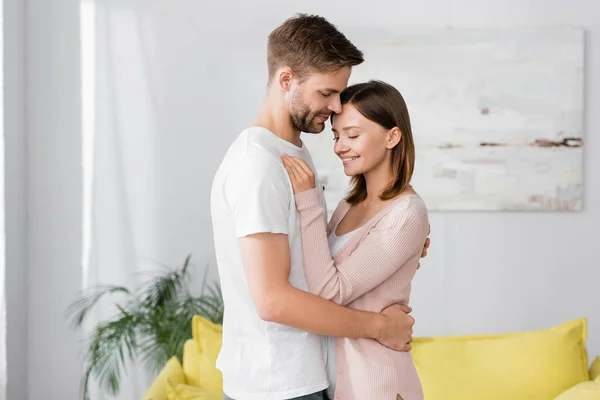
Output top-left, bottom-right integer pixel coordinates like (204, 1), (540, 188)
(333, 80), (415, 205)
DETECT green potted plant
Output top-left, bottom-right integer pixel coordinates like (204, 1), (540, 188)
(66, 254), (223, 400)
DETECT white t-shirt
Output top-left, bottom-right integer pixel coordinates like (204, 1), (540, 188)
(210, 127), (329, 400)
(325, 227), (361, 400)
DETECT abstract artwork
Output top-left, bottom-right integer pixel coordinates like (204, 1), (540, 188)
(303, 28), (584, 212)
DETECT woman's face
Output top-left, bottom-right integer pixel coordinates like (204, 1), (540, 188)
(332, 103), (398, 176)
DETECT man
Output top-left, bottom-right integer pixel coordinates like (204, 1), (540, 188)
(211, 14), (429, 400)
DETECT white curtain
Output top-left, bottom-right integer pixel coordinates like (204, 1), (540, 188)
(81, 2), (154, 398)
(80, 1), (218, 398)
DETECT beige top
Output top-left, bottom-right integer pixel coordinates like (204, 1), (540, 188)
(295, 188), (430, 400)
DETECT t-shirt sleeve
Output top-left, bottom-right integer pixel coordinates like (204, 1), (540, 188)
(225, 154), (291, 238)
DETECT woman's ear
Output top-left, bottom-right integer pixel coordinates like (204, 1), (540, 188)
(386, 127), (402, 149)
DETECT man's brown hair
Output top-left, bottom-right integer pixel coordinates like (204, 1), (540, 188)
(267, 14), (364, 82)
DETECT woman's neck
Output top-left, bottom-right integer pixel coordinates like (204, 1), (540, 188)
(361, 158), (414, 205)
(363, 161), (394, 204)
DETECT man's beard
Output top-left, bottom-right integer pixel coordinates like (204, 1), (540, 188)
(290, 91), (329, 134)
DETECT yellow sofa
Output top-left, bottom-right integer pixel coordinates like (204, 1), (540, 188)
(142, 315), (224, 400)
(412, 318), (599, 400)
(143, 316), (600, 400)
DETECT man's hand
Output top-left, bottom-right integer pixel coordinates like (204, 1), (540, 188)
(239, 232), (416, 342)
(417, 225), (431, 270)
(420, 237), (430, 258)
(375, 304), (414, 352)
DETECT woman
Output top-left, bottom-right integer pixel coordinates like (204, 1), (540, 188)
(281, 80), (429, 400)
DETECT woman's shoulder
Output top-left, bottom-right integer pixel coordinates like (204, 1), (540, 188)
(383, 193), (429, 226)
(395, 192), (428, 212)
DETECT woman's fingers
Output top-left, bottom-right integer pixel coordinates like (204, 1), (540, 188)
(286, 157), (306, 179)
(281, 154), (297, 181)
(285, 155), (303, 179)
(282, 154), (316, 192)
(291, 156), (314, 179)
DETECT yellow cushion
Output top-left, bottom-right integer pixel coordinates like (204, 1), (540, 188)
(554, 378), (600, 400)
(411, 318), (589, 400)
(165, 381), (222, 400)
(142, 356), (185, 400)
(182, 315), (223, 395)
(590, 356), (600, 381)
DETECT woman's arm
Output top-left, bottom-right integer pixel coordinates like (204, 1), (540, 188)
(295, 188), (428, 305)
(281, 153), (429, 305)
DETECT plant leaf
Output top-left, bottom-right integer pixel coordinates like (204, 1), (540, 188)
(70, 254), (224, 399)
(66, 285), (130, 329)
(83, 309), (139, 396)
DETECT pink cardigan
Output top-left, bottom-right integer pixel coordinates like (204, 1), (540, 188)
(295, 188), (429, 400)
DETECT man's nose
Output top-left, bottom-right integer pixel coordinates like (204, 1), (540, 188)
(328, 96), (342, 114)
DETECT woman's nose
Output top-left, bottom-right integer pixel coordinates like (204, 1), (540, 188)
(334, 138), (349, 154)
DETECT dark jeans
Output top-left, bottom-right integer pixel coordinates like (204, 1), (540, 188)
(224, 390), (329, 400)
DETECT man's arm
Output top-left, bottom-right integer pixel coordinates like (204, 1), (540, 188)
(239, 232), (414, 351)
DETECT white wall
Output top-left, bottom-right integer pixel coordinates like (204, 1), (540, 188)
(105, 0), (599, 352)
(21, 0), (600, 398)
(4, 0), (28, 398)
(26, 0), (83, 399)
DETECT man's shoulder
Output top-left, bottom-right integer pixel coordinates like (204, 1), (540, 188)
(226, 129), (284, 176)
(235, 151), (284, 179)
(241, 127), (284, 161)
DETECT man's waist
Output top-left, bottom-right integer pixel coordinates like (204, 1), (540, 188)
(219, 356), (328, 400)
(222, 379), (329, 400)
(218, 334), (326, 369)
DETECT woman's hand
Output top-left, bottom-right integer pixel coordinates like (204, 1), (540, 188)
(281, 153), (316, 194)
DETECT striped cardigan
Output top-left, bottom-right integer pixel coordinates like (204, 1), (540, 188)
(295, 188), (429, 400)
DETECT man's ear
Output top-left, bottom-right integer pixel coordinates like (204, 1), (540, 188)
(386, 127), (402, 149)
(278, 67), (294, 92)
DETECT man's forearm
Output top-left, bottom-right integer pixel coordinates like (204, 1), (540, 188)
(260, 283), (384, 339)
